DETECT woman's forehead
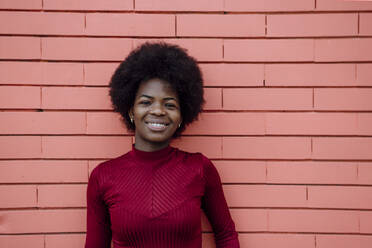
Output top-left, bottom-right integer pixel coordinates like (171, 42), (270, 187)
(136, 78), (178, 99)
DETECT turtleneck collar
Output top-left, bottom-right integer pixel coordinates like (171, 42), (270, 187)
(129, 144), (175, 167)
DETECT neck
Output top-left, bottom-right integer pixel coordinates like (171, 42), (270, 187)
(130, 144), (175, 168)
(134, 139), (170, 152)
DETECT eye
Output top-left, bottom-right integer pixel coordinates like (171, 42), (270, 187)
(139, 100), (151, 105)
(165, 103), (177, 109)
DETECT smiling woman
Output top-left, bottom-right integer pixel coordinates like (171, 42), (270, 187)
(129, 78), (182, 151)
(85, 42), (240, 248)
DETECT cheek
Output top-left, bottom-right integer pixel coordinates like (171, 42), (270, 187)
(133, 108), (145, 119)
(173, 111), (182, 123)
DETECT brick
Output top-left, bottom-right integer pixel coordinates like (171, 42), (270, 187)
(358, 114), (372, 135)
(0, 136), (41, 159)
(223, 88), (313, 110)
(0, 235), (44, 248)
(45, 234), (85, 248)
(84, 63), (118, 86)
(266, 113), (358, 135)
(358, 163), (372, 185)
(357, 64), (372, 86)
(177, 14), (265, 37)
(239, 234), (315, 248)
(359, 116), (372, 136)
(357, 113), (372, 135)
(360, 212), (372, 233)
(203, 88), (222, 110)
(4, 62), (30, 82)
(224, 39), (314, 62)
(267, 161), (358, 185)
(0, 12), (84, 35)
(213, 160), (266, 183)
(38, 185), (86, 208)
(315, 38), (372, 62)
(267, 14), (357, 37)
(0, 160), (88, 183)
(223, 137), (311, 159)
(0, 185), (36, 208)
(313, 137), (372, 160)
(230, 209), (268, 232)
(185, 113), (265, 135)
(200, 63), (264, 87)
(87, 112), (128, 134)
(0, 37), (40, 59)
(44, 0), (132, 10)
(224, 185), (307, 208)
(42, 136), (132, 159)
(269, 209), (359, 233)
(0, 0), (42, 9)
(360, 13), (372, 35)
(359, 116), (372, 135)
(86, 13), (175, 37)
(0, 112), (86, 134)
(0, 62), (84, 85)
(42, 87), (111, 110)
(0, 209), (85, 233)
(136, 0), (223, 11)
(0, 86), (40, 109)
(225, 0), (314, 11)
(317, 0), (372, 11)
(134, 38), (223, 62)
(172, 39), (223, 62)
(308, 186), (372, 209)
(315, 88), (372, 111)
(171, 137), (222, 159)
(316, 235), (372, 248)
(42, 38), (133, 61)
(43, 63), (84, 85)
(265, 63), (356, 86)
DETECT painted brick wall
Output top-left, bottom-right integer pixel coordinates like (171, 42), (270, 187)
(1, 0), (372, 247)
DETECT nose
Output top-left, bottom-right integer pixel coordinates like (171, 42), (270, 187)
(150, 102), (165, 115)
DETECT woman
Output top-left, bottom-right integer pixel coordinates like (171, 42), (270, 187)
(85, 42), (240, 248)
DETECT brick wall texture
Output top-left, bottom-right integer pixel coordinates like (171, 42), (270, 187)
(1, 0), (372, 247)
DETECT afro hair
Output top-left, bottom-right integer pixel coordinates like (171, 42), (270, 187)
(109, 42), (205, 137)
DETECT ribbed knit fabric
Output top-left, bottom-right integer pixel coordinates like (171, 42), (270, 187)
(85, 145), (239, 248)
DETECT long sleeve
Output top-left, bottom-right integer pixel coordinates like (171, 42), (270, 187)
(85, 167), (112, 248)
(201, 156), (240, 248)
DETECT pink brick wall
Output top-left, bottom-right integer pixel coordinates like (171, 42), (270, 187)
(1, 0), (372, 247)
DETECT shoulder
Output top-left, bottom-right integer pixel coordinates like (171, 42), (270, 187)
(89, 152), (131, 185)
(173, 148), (215, 178)
(174, 147), (207, 164)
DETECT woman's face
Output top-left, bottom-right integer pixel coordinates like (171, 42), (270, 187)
(130, 78), (182, 152)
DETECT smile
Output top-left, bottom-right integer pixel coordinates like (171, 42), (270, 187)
(145, 121), (169, 131)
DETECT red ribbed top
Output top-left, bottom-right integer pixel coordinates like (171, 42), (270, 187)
(85, 145), (239, 248)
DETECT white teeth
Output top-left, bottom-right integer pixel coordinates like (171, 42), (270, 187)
(148, 122), (166, 127)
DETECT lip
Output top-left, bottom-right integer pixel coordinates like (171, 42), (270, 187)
(145, 121), (170, 132)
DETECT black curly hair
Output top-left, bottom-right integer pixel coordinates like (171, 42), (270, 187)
(109, 42), (205, 137)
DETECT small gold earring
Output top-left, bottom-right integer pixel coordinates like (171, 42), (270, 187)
(130, 116), (134, 123)
(178, 123), (181, 128)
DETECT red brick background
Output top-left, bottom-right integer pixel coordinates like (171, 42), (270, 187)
(1, 0), (372, 247)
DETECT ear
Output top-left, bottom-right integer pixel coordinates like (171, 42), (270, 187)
(128, 108), (134, 121)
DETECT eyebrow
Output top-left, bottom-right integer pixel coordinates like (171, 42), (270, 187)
(139, 94), (178, 101)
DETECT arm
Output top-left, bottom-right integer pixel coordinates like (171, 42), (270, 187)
(201, 155), (240, 248)
(85, 167), (112, 248)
